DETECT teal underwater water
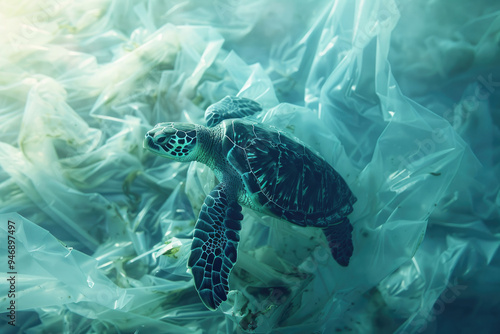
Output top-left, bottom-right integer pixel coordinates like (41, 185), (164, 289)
(0, 0), (499, 333)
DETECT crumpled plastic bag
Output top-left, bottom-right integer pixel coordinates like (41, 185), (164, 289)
(1, 0), (499, 333)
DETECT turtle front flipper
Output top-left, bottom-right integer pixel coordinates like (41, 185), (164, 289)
(322, 218), (354, 267)
(205, 96), (262, 127)
(188, 183), (243, 310)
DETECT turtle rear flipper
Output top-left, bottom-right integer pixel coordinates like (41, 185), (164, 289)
(322, 218), (353, 267)
(188, 183), (243, 310)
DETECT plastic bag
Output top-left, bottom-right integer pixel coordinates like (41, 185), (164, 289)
(1, 0), (499, 333)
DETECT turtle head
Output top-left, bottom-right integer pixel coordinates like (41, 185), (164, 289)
(144, 122), (199, 162)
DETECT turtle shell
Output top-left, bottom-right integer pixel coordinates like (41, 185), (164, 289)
(221, 119), (356, 227)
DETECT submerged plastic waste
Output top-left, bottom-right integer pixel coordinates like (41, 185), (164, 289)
(0, 0), (499, 333)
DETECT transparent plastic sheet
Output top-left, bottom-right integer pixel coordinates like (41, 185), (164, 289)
(0, 0), (499, 333)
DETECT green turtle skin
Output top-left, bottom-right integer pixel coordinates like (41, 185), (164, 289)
(144, 96), (357, 310)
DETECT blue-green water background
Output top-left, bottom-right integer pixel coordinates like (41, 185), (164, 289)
(0, 0), (499, 333)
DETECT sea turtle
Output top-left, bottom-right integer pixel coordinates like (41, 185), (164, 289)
(143, 96), (357, 310)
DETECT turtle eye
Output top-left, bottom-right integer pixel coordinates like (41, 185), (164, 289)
(156, 136), (167, 144)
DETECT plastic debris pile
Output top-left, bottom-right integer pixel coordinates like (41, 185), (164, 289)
(0, 0), (499, 333)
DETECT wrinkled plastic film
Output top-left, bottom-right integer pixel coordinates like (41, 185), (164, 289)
(0, 0), (499, 333)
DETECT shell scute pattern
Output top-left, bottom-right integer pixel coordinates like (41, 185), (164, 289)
(222, 119), (353, 227)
